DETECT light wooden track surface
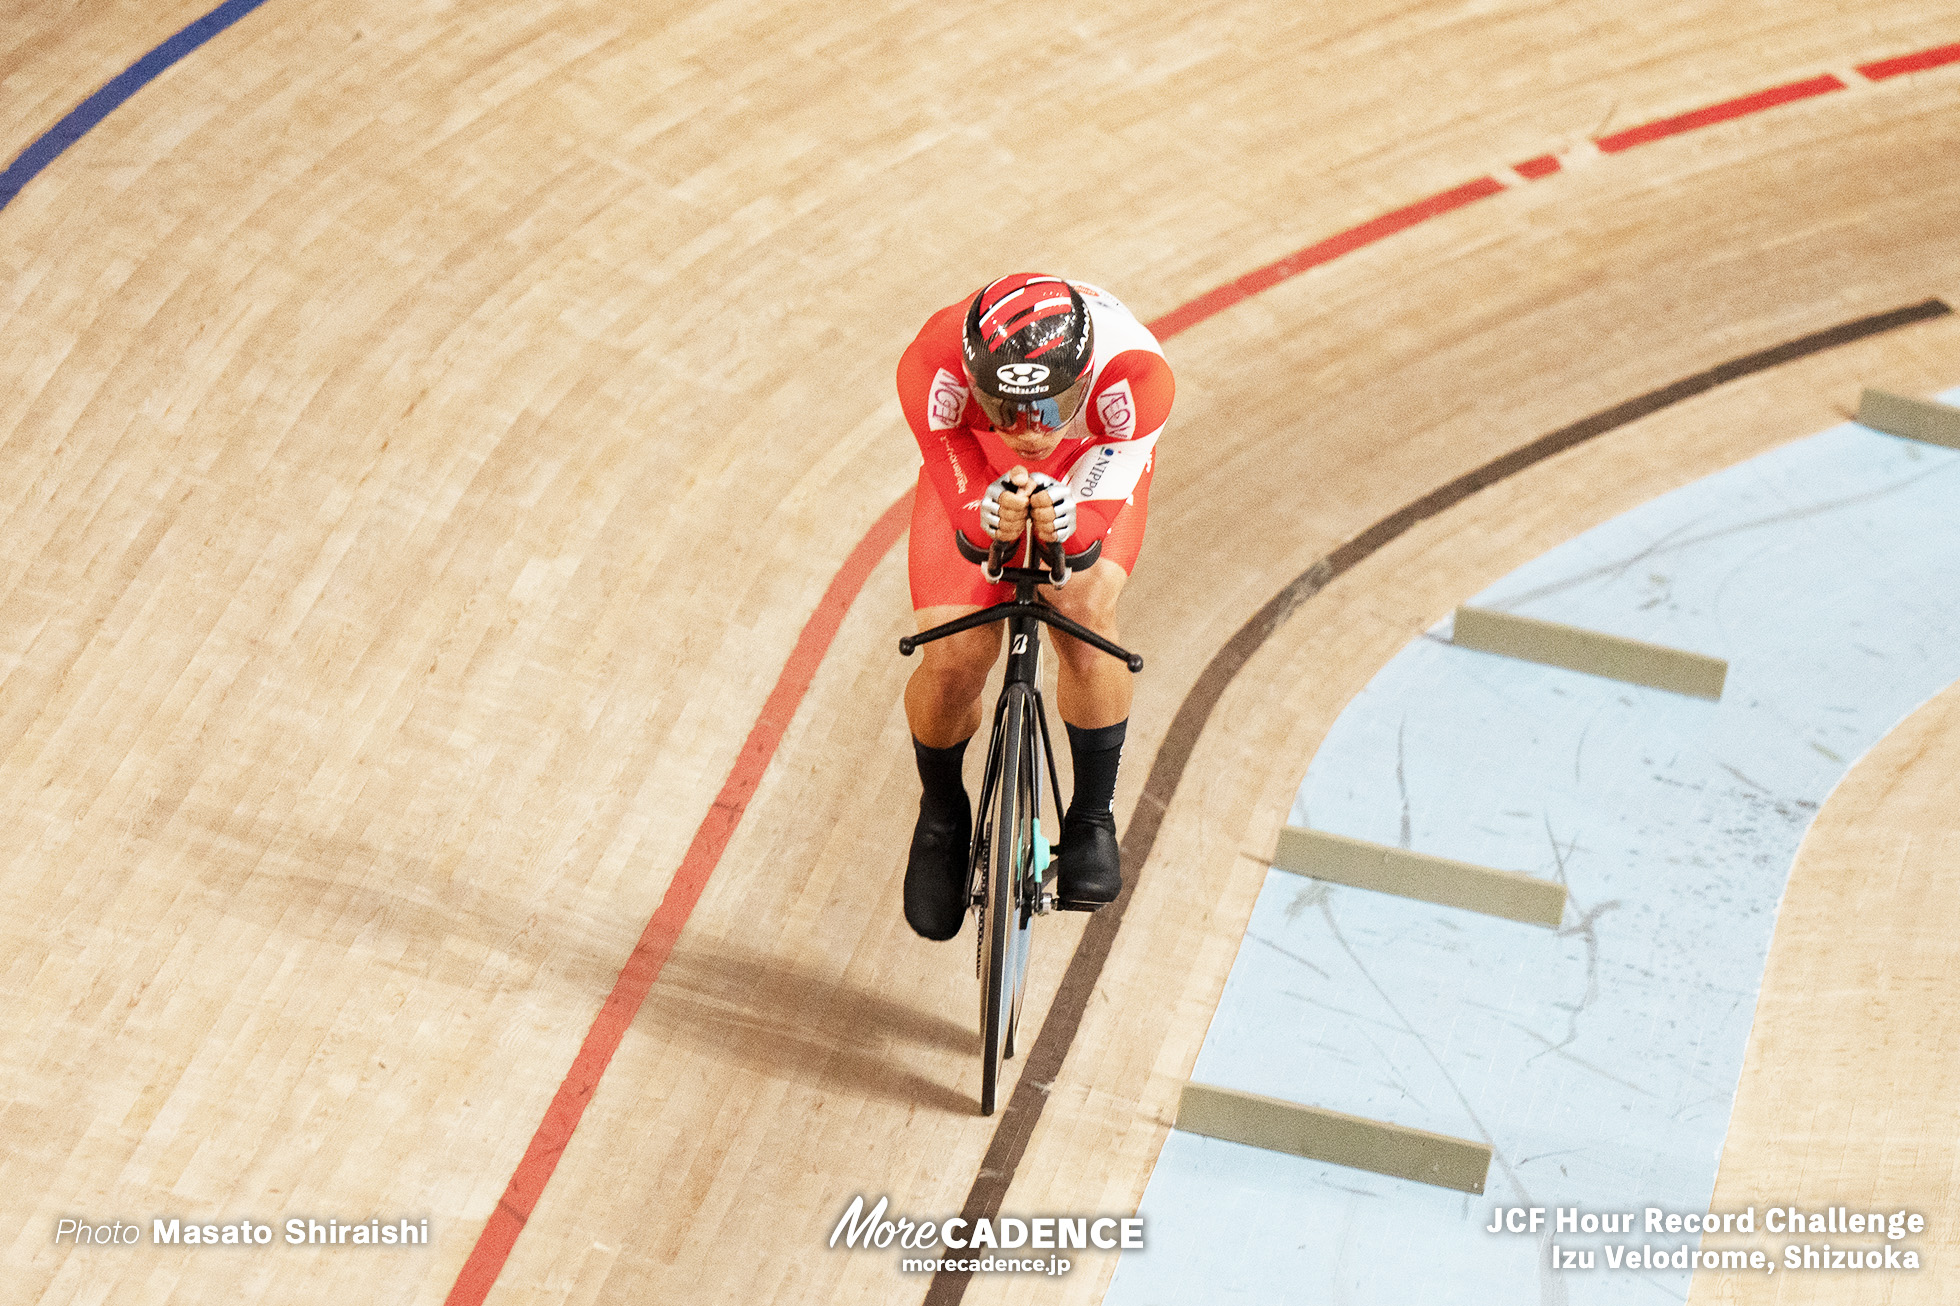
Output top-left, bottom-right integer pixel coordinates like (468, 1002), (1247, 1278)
(1, 2), (1954, 1303)
(1689, 677), (1960, 1302)
(1, 1), (214, 160)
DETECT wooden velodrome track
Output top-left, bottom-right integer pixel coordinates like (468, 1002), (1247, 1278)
(5, 2), (1958, 1302)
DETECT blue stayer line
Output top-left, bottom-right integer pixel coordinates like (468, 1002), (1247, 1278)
(1110, 390), (1960, 1306)
(0, 0), (275, 212)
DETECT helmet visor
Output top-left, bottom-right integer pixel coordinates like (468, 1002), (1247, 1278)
(972, 371), (1091, 435)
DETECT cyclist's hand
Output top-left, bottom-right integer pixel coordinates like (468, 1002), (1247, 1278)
(1025, 473), (1076, 544)
(983, 470), (1032, 542)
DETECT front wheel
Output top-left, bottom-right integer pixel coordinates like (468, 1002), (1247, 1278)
(1002, 704), (1044, 1062)
(977, 683), (1037, 1115)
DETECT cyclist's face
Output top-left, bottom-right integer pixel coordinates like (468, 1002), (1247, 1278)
(1001, 426), (1065, 461)
(969, 370), (1086, 461)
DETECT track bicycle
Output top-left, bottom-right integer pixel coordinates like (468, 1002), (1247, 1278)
(898, 529), (1143, 1115)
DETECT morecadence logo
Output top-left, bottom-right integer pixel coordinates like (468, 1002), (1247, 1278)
(830, 1194), (1143, 1273)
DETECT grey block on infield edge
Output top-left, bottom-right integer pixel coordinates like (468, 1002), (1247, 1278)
(1273, 825), (1566, 928)
(1451, 605), (1727, 700)
(1856, 387), (1960, 450)
(1176, 1082), (1492, 1194)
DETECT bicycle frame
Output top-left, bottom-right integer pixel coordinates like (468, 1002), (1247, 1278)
(898, 529), (1142, 1114)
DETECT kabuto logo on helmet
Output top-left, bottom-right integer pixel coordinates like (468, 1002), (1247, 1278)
(995, 362), (1050, 392)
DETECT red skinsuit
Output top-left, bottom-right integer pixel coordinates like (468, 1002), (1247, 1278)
(898, 281), (1175, 609)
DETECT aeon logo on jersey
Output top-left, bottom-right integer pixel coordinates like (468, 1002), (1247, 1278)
(1096, 380), (1135, 441)
(927, 368), (969, 431)
(995, 363), (1049, 393)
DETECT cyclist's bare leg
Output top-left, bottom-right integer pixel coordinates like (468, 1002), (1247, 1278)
(904, 607), (1002, 748)
(1038, 557), (1130, 904)
(1042, 558), (1131, 729)
(901, 608), (1001, 939)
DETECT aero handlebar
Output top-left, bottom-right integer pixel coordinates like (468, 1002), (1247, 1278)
(954, 529), (1100, 588)
(897, 531), (1141, 673)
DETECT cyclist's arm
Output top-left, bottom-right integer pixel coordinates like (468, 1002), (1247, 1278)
(898, 317), (994, 548)
(1059, 348), (1173, 553)
(1058, 435), (1155, 549)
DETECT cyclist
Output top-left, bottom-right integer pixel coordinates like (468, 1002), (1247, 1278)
(896, 273), (1174, 940)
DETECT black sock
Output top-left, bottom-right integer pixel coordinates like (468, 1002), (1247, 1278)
(913, 736), (971, 823)
(1064, 719), (1127, 828)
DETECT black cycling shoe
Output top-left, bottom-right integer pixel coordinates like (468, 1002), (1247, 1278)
(1057, 811), (1121, 907)
(904, 804), (971, 941)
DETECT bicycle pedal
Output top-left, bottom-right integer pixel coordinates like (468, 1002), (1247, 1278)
(1055, 897), (1110, 913)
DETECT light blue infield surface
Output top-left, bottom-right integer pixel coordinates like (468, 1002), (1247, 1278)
(1108, 389), (1960, 1305)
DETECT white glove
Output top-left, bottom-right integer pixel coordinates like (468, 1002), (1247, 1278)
(1026, 473), (1076, 544)
(981, 475), (1015, 540)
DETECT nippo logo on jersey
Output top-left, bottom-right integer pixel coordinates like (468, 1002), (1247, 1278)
(1069, 433), (1156, 503)
(995, 362), (1050, 394)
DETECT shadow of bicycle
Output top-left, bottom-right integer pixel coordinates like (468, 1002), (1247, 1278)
(642, 937), (981, 1115)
